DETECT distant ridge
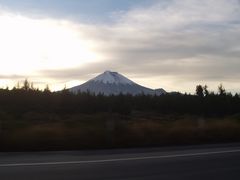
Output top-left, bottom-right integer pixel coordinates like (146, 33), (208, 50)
(69, 71), (166, 95)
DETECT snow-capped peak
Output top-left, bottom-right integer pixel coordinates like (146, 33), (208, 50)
(69, 70), (166, 95)
(91, 71), (134, 85)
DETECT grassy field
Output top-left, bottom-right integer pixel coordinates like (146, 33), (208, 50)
(1, 112), (240, 151)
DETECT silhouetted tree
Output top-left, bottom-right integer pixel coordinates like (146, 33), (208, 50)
(218, 84), (226, 96)
(203, 85), (209, 96)
(44, 84), (51, 93)
(30, 82), (35, 90)
(16, 82), (20, 89)
(22, 79), (30, 91)
(196, 85), (204, 97)
(0, 80), (239, 117)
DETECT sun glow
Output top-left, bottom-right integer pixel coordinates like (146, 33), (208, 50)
(0, 12), (100, 79)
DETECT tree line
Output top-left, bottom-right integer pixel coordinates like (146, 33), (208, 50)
(0, 80), (239, 117)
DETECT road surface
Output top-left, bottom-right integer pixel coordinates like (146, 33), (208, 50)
(1, 143), (240, 179)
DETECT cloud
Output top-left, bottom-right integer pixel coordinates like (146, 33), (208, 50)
(66, 0), (240, 92)
(1, 0), (240, 92)
(0, 74), (25, 79)
(0, 0), (157, 23)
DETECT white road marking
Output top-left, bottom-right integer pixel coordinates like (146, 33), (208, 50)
(1, 149), (240, 167)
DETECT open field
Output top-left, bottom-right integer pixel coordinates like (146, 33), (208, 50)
(1, 112), (240, 151)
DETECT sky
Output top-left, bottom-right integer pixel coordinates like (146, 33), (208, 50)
(0, 0), (240, 93)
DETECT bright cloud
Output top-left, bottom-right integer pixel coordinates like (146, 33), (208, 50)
(0, 11), (101, 89)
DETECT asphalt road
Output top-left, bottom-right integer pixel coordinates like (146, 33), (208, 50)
(1, 143), (240, 180)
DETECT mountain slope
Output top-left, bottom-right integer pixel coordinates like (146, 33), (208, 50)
(69, 71), (166, 95)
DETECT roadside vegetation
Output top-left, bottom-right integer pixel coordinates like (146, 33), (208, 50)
(0, 80), (240, 151)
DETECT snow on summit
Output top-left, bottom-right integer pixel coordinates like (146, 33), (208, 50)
(91, 71), (134, 85)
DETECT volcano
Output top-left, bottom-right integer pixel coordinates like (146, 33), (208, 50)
(69, 71), (166, 95)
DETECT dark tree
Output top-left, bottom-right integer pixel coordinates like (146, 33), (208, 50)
(0, 81), (239, 117)
(22, 79), (30, 91)
(44, 84), (51, 93)
(196, 85), (204, 97)
(218, 84), (226, 96)
(203, 85), (209, 96)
